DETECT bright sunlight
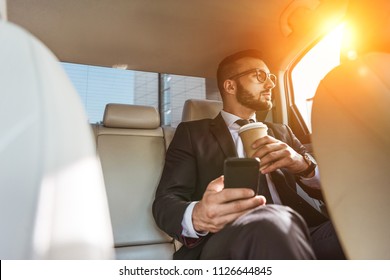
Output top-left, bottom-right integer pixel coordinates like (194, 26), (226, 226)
(291, 23), (345, 132)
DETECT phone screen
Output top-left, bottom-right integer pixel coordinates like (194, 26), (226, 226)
(224, 157), (260, 194)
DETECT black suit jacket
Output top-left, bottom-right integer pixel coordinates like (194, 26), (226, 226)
(152, 113), (327, 259)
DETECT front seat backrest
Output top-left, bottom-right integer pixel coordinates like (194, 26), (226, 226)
(0, 21), (114, 259)
(311, 52), (390, 259)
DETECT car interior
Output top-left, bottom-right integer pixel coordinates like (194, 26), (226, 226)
(1, 0), (389, 260)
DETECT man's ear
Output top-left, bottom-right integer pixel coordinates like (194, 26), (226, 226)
(223, 79), (236, 95)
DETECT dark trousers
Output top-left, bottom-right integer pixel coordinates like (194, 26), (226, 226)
(199, 204), (345, 260)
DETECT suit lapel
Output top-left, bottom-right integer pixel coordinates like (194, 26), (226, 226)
(210, 113), (237, 158)
(266, 126), (275, 138)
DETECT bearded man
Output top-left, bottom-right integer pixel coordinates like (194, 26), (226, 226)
(153, 49), (345, 260)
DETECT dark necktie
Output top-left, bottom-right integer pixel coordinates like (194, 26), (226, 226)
(270, 169), (327, 226)
(258, 171), (273, 204)
(235, 119), (254, 126)
(235, 119), (273, 203)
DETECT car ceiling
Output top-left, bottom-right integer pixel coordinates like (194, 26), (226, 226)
(7, 0), (348, 78)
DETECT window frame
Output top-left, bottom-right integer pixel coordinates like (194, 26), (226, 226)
(284, 24), (343, 144)
(61, 62), (206, 127)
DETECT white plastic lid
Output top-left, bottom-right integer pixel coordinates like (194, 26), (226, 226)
(238, 122), (268, 134)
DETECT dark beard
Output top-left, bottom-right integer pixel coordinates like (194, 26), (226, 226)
(236, 81), (272, 111)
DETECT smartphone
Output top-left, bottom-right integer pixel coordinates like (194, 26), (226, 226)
(223, 157), (260, 194)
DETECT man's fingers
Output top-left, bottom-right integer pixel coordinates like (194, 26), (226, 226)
(205, 197), (267, 232)
(251, 135), (277, 149)
(206, 176), (257, 204)
(219, 187), (255, 201)
(195, 176), (268, 233)
(205, 175), (225, 193)
(215, 195), (266, 216)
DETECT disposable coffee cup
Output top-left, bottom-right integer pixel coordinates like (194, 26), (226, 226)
(238, 122), (268, 158)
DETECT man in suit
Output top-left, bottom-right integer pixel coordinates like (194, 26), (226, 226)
(153, 50), (345, 259)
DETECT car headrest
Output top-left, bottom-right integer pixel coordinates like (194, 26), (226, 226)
(103, 103), (160, 129)
(311, 52), (390, 259)
(181, 99), (223, 122)
(0, 0), (6, 21)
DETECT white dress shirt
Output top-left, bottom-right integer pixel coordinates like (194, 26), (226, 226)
(181, 110), (321, 238)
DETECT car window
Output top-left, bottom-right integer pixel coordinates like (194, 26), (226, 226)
(290, 24), (344, 132)
(62, 63), (205, 126)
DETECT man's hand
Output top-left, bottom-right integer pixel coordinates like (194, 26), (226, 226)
(192, 176), (266, 233)
(251, 135), (311, 175)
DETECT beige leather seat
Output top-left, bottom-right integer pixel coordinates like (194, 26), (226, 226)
(181, 98), (269, 122)
(96, 103), (175, 259)
(311, 52), (390, 259)
(0, 21), (114, 259)
(182, 99), (223, 122)
(0, 0), (6, 20)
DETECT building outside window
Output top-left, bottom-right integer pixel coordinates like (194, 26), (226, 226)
(62, 63), (205, 126)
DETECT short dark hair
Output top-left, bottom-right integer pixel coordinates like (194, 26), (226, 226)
(217, 49), (263, 93)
